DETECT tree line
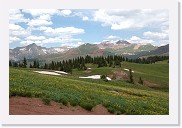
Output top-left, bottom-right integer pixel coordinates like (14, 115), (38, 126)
(9, 55), (169, 73)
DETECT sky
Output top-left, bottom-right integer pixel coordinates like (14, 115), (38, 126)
(9, 9), (169, 48)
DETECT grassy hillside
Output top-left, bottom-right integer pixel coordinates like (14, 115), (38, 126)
(105, 44), (156, 55)
(9, 61), (169, 115)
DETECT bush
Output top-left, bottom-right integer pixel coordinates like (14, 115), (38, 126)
(101, 75), (106, 79)
(80, 102), (95, 111)
(129, 69), (134, 83)
(42, 98), (51, 105)
(138, 77), (143, 85)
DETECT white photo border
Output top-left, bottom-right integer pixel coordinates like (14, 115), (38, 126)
(0, 0), (179, 125)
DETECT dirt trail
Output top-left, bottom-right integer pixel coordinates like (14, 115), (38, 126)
(10, 97), (112, 115)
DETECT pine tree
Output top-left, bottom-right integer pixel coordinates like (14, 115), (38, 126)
(13, 62), (18, 67)
(33, 60), (37, 68)
(44, 63), (48, 69)
(9, 60), (12, 67)
(23, 57), (27, 68)
(138, 77), (143, 85)
(129, 69), (134, 83)
(109, 61), (113, 67)
(30, 63), (33, 68)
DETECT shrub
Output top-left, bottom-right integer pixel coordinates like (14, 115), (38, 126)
(42, 98), (51, 105)
(80, 102), (95, 111)
(101, 75), (106, 79)
(101, 75), (108, 82)
(129, 69), (134, 83)
(138, 77), (143, 85)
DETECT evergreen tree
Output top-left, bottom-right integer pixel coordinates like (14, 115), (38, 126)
(30, 63), (33, 68)
(138, 77), (143, 85)
(44, 63), (48, 69)
(33, 60), (37, 68)
(13, 62), (18, 67)
(114, 59), (121, 67)
(19, 63), (23, 68)
(23, 57), (27, 68)
(9, 60), (12, 67)
(129, 69), (134, 83)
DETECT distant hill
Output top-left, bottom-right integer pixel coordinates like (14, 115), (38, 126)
(9, 43), (71, 61)
(10, 40), (167, 62)
(127, 44), (169, 59)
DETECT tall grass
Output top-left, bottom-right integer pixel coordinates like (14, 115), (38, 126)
(9, 63), (169, 115)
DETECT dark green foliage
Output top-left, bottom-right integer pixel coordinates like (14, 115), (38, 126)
(9, 60), (12, 66)
(138, 77), (144, 85)
(101, 75), (106, 79)
(13, 62), (18, 67)
(129, 69), (134, 83)
(101, 75), (109, 82)
(80, 102), (95, 111)
(23, 57), (27, 68)
(33, 60), (39, 68)
(29, 63), (33, 68)
(23, 55), (168, 76)
(42, 97), (51, 105)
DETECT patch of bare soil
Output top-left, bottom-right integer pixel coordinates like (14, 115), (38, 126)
(143, 80), (160, 87)
(83, 70), (91, 73)
(9, 97), (112, 115)
(112, 71), (128, 80)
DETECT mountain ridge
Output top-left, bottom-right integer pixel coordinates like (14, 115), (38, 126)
(9, 40), (168, 61)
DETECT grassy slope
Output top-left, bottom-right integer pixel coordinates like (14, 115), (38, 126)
(10, 61), (169, 115)
(73, 61), (169, 91)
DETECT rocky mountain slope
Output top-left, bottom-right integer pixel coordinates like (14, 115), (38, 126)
(9, 40), (167, 62)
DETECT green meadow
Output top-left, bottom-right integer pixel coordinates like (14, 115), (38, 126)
(9, 61), (169, 115)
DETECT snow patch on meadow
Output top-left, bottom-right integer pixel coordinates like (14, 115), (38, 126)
(79, 75), (111, 80)
(124, 68), (134, 73)
(54, 71), (68, 74)
(34, 71), (61, 76)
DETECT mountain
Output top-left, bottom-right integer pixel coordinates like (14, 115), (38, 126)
(127, 44), (169, 59)
(37, 43), (104, 62)
(9, 40), (161, 61)
(9, 43), (71, 61)
(37, 41), (157, 62)
(115, 40), (130, 45)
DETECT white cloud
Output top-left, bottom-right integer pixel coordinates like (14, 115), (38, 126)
(82, 16), (89, 21)
(130, 36), (141, 41)
(143, 31), (168, 40)
(38, 14), (51, 20)
(94, 9), (168, 30)
(20, 36), (82, 47)
(26, 36), (45, 41)
(20, 40), (42, 46)
(9, 24), (30, 37)
(27, 13), (53, 27)
(22, 9), (59, 17)
(22, 9), (59, 27)
(28, 19), (52, 26)
(127, 36), (155, 44)
(77, 42), (84, 45)
(9, 9), (29, 24)
(60, 10), (72, 16)
(160, 43), (168, 46)
(106, 35), (119, 39)
(43, 37), (81, 44)
(73, 12), (90, 21)
(9, 37), (21, 43)
(39, 26), (85, 36)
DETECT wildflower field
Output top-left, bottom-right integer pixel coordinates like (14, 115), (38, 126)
(9, 61), (169, 115)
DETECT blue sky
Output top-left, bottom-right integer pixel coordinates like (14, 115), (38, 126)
(9, 9), (169, 48)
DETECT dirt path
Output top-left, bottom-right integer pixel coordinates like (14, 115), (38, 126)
(10, 97), (112, 115)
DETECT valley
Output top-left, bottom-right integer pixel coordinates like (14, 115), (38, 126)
(8, 9), (170, 116)
(9, 59), (169, 115)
